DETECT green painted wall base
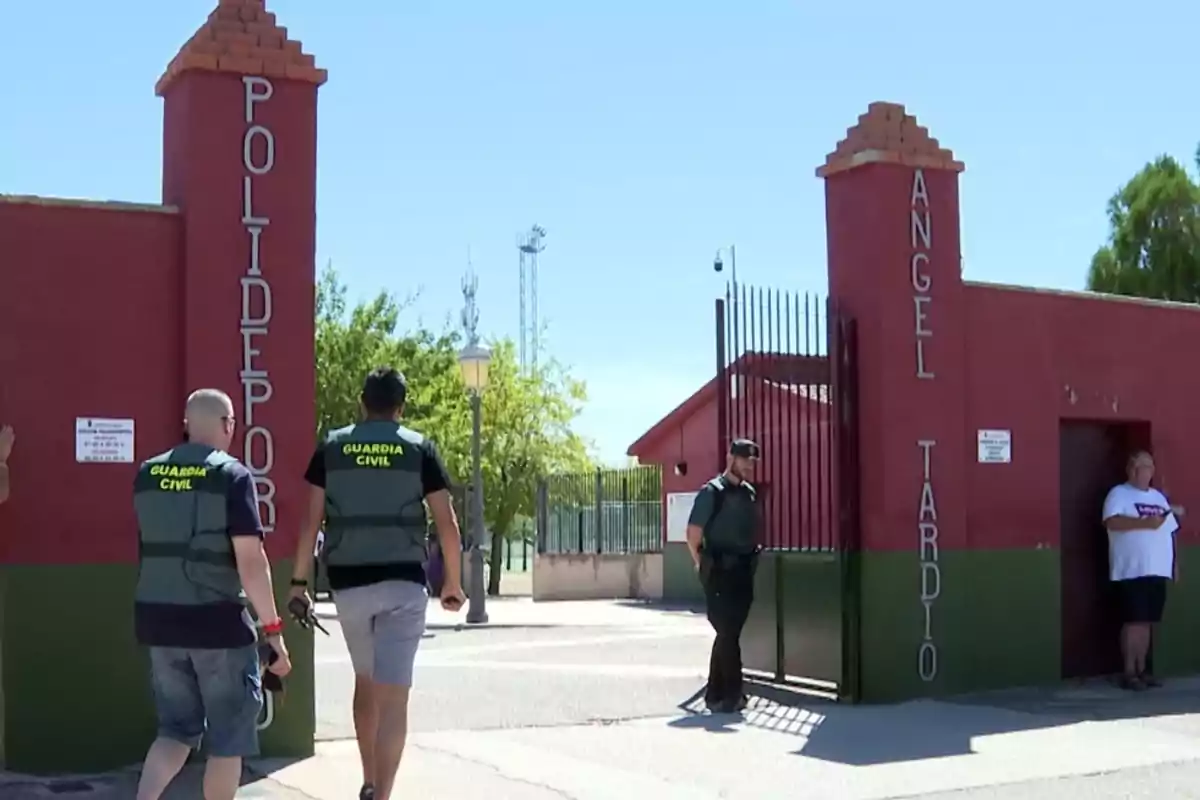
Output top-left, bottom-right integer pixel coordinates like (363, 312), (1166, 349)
(858, 548), (1060, 702)
(0, 561), (313, 775)
(860, 545), (1200, 702)
(1145, 545), (1200, 676)
(744, 545), (1200, 704)
(662, 544), (705, 604)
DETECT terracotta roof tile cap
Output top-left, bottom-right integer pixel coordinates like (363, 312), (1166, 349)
(817, 102), (964, 178)
(156, 0), (326, 96)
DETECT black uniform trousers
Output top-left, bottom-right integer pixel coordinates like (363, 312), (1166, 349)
(700, 552), (757, 704)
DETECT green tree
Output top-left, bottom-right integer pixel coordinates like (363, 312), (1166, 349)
(313, 263), (595, 594)
(1087, 154), (1200, 302)
(315, 263), (467, 445)
(477, 340), (593, 594)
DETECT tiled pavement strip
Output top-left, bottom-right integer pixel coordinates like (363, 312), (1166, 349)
(9, 599), (1200, 798)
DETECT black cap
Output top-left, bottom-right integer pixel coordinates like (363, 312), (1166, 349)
(730, 438), (760, 459)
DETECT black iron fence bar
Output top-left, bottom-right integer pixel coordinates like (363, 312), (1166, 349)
(803, 291), (814, 551)
(784, 289), (794, 550)
(719, 282), (843, 553)
(716, 295), (728, 477)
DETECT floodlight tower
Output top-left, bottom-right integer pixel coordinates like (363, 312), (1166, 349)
(518, 224), (547, 374)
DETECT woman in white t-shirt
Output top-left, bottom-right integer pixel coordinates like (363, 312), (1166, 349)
(1101, 450), (1178, 691)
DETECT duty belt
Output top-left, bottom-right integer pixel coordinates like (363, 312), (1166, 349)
(702, 549), (759, 569)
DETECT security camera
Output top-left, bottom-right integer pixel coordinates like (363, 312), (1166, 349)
(713, 256), (724, 273)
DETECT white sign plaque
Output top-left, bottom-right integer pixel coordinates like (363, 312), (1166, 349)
(666, 491), (698, 543)
(75, 417), (135, 463)
(977, 429), (1012, 464)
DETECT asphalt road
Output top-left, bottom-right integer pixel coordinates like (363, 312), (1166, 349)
(305, 601), (1200, 799)
(13, 600), (1200, 798)
(917, 761), (1200, 799)
(314, 607), (716, 740)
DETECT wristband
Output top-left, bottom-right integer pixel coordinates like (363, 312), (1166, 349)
(261, 618), (284, 636)
(290, 578), (309, 588)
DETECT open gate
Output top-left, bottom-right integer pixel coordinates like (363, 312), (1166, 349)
(715, 283), (861, 701)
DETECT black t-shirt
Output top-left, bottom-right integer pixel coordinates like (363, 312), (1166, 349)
(134, 460), (265, 649)
(306, 435), (451, 591)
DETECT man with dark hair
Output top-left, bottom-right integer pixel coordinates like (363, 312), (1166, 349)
(686, 438), (762, 714)
(0, 424), (13, 505)
(289, 367), (466, 800)
(134, 389), (290, 800)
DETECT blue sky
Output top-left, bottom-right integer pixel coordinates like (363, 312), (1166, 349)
(3, 1), (1199, 464)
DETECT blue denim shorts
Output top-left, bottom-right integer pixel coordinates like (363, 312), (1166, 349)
(148, 645), (263, 758)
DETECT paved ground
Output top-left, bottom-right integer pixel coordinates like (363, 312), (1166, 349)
(13, 598), (1200, 797)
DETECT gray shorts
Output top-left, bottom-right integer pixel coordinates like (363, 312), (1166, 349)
(334, 579), (428, 686)
(148, 645), (262, 758)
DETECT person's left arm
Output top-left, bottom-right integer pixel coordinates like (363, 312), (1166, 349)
(1163, 491), (1182, 581)
(1174, 530), (1180, 582)
(227, 467), (290, 672)
(226, 466), (281, 626)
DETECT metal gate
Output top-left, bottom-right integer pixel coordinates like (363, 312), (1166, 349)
(715, 283), (861, 700)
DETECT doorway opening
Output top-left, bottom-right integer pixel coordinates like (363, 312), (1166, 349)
(1059, 419), (1151, 680)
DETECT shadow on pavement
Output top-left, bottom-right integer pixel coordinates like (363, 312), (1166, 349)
(665, 673), (1200, 768)
(0, 762), (306, 799)
(610, 599), (706, 616)
(946, 673), (1200, 723)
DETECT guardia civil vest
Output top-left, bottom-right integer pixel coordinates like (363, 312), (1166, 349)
(133, 444), (243, 606)
(322, 421), (428, 568)
(700, 475), (758, 555)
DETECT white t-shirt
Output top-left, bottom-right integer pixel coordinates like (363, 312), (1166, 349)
(1101, 483), (1177, 581)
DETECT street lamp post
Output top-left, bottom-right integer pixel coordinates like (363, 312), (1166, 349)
(458, 331), (492, 624)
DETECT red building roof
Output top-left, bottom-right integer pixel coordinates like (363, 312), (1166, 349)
(625, 352), (829, 458)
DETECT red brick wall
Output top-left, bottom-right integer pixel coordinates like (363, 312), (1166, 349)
(963, 283), (1200, 550)
(0, 201), (184, 564)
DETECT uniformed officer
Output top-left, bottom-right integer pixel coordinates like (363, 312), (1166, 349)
(134, 389), (290, 800)
(685, 438), (761, 713)
(288, 367), (466, 800)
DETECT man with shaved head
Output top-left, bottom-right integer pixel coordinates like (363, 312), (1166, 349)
(133, 389), (291, 800)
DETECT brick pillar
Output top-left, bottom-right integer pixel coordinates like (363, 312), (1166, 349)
(157, 0), (325, 756)
(820, 102), (969, 698)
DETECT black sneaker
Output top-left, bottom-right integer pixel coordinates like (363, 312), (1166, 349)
(734, 694), (749, 712)
(712, 696), (745, 714)
(1119, 674), (1148, 692)
(1142, 673), (1164, 688)
(360, 784), (376, 800)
